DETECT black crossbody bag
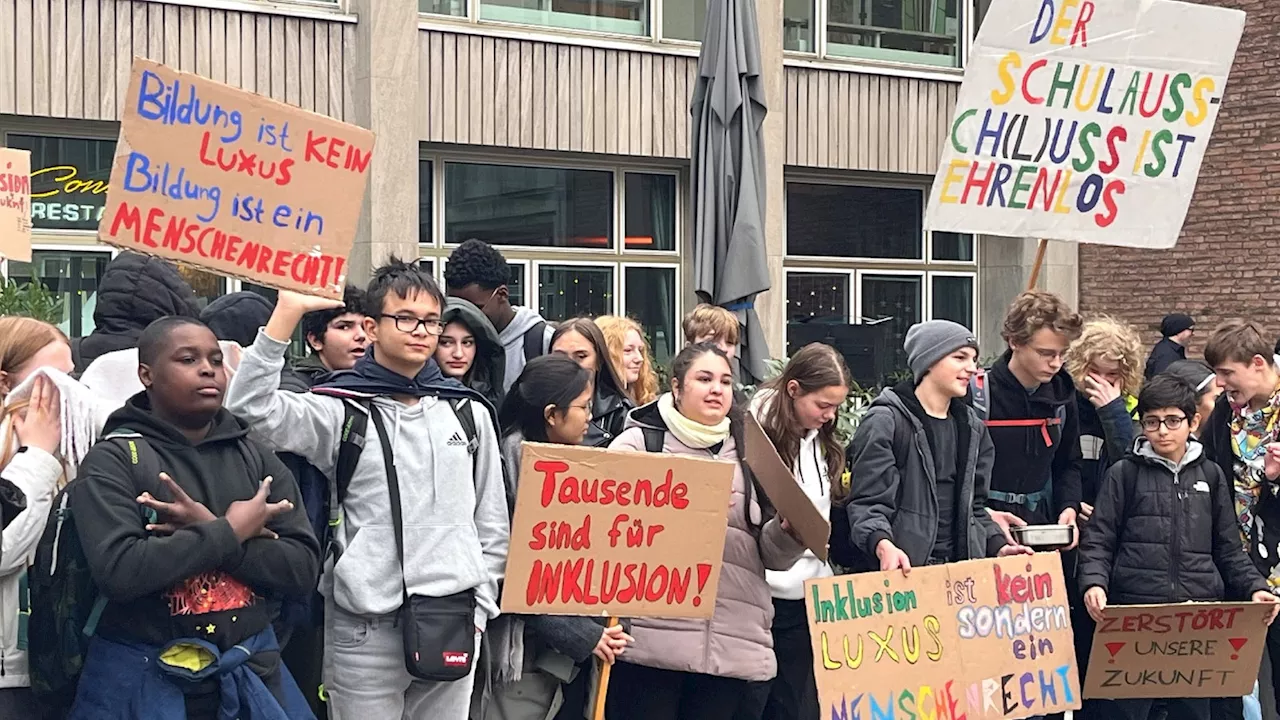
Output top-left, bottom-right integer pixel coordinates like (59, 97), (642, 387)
(368, 407), (478, 682)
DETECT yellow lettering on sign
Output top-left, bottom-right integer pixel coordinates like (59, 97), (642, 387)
(30, 165), (110, 199)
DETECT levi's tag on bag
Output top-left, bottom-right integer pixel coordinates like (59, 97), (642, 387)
(401, 590), (477, 681)
(367, 407), (481, 682)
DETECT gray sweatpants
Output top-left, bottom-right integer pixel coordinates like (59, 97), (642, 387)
(325, 604), (480, 720)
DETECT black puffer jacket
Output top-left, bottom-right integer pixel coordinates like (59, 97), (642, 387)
(1080, 439), (1268, 605)
(76, 252), (200, 371)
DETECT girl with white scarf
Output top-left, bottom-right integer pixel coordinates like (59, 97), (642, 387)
(0, 317), (107, 717)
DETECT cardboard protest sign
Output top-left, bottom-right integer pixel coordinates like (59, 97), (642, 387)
(923, 0), (1245, 249)
(0, 148), (31, 262)
(1084, 602), (1269, 699)
(502, 442), (734, 619)
(99, 58), (375, 298)
(742, 413), (830, 562)
(806, 554), (1079, 720)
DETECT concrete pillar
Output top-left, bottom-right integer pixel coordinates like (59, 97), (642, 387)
(977, 237), (1079, 353)
(755, 0), (787, 360)
(345, 0), (420, 284)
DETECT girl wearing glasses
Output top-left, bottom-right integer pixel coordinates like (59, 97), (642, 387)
(483, 353), (632, 720)
(1080, 374), (1279, 720)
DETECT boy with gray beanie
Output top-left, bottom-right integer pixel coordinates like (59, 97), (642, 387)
(837, 320), (1032, 573)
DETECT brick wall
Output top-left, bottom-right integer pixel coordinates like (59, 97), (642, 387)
(1078, 0), (1280, 357)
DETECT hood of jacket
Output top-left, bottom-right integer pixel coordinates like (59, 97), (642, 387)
(1132, 436), (1205, 474)
(103, 392), (251, 447)
(289, 353), (333, 386)
(442, 297), (506, 407)
(199, 292), (274, 348)
(78, 253), (200, 369)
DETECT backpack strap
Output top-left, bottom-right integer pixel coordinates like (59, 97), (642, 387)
(88, 429), (163, 637)
(642, 427), (665, 454)
(329, 399), (371, 555)
(969, 371), (989, 423)
(328, 396), (481, 557)
(449, 397), (479, 457)
(523, 321), (547, 363)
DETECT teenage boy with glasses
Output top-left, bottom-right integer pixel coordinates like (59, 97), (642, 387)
(225, 258), (508, 719)
(1081, 374), (1278, 720)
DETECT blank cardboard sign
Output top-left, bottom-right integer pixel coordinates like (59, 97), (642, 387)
(1085, 602), (1269, 699)
(502, 442), (734, 619)
(742, 413), (830, 562)
(99, 58), (374, 298)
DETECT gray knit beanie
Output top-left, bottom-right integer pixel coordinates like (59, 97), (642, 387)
(904, 320), (979, 382)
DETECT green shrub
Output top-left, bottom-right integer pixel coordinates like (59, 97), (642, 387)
(0, 280), (63, 325)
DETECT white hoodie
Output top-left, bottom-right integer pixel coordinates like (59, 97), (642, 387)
(750, 390), (834, 600)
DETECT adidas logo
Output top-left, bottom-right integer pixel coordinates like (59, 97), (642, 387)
(442, 651), (470, 667)
(447, 432), (468, 447)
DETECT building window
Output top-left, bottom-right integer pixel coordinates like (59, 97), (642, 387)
(7, 134), (114, 233)
(421, 0), (467, 15)
(422, 154), (679, 364)
(664, 0), (814, 50)
(785, 178), (976, 379)
(539, 264), (614, 320)
(932, 273), (973, 329)
(6, 250), (110, 338)
(480, 0), (649, 36)
(624, 265), (677, 365)
(787, 272), (850, 323)
(420, 160), (434, 246)
(445, 162), (614, 249)
(826, 0), (962, 68)
(786, 182), (923, 260)
(624, 173), (676, 251)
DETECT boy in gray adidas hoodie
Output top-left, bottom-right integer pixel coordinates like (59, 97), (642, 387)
(225, 259), (509, 720)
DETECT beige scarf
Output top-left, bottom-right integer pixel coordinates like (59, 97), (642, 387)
(657, 393), (730, 449)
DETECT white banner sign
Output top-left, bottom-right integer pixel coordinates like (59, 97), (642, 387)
(923, 0), (1245, 249)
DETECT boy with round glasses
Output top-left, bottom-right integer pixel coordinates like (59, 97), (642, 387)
(1080, 374), (1278, 720)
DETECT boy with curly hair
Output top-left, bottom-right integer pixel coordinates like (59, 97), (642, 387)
(444, 239), (554, 391)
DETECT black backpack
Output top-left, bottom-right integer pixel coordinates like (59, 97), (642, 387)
(324, 397), (479, 559)
(522, 320), (547, 363)
(640, 422), (768, 536)
(27, 430), (264, 716)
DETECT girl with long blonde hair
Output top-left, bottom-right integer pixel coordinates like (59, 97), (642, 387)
(594, 316), (659, 406)
(0, 316), (78, 713)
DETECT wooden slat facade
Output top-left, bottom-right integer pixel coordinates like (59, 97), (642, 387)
(0, 0), (353, 122)
(420, 29), (699, 159)
(784, 67), (958, 175)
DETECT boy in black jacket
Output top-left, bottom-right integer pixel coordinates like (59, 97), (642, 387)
(68, 316), (320, 720)
(1081, 375), (1278, 720)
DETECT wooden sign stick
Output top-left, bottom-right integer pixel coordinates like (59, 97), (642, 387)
(1026, 238), (1048, 290)
(591, 616), (619, 720)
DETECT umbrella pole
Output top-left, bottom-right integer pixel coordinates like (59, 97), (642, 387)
(1026, 238), (1048, 291)
(591, 616), (619, 720)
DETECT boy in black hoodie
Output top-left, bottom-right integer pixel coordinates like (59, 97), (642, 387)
(68, 316), (320, 719)
(1081, 374), (1277, 720)
(979, 291), (1085, 540)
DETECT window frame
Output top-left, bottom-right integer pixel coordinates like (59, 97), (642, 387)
(2, 118), (120, 243)
(424, 150), (682, 259)
(532, 259), (620, 321)
(620, 261), (682, 356)
(927, 269), (980, 329)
